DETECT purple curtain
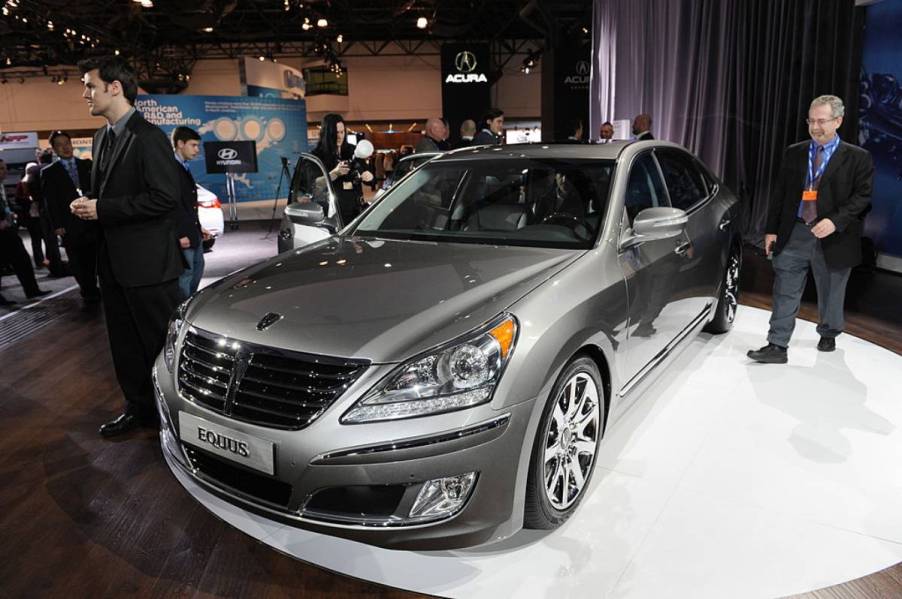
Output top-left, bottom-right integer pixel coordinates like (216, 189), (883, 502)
(589, 0), (862, 244)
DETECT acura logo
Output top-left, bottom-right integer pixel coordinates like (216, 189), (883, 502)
(575, 60), (590, 75)
(217, 148), (238, 160)
(256, 312), (283, 331)
(455, 51), (477, 73)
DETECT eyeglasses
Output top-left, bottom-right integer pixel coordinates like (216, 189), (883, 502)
(805, 117), (838, 126)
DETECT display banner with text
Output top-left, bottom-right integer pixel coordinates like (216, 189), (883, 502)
(860, 0), (902, 269)
(552, 39), (591, 141)
(136, 95), (307, 203)
(441, 43), (491, 145)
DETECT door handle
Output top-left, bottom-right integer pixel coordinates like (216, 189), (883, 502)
(674, 241), (691, 256)
(719, 218), (732, 231)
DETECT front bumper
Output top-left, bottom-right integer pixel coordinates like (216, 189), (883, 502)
(154, 356), (536, 550)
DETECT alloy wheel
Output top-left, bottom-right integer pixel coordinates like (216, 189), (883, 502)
(542, 372), (601, 510)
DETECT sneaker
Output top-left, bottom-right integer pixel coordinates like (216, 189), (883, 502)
(747, 343), (788, 364)
(817, 337), (836, 352)
(26, 289), (52, 299)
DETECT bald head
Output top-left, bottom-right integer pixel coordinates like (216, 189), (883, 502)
(632, 113), (652, 135)
(425, 118), (446, 141)
(460, 119), (476, 138)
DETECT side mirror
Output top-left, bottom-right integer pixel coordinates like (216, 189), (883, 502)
(285, 200), (325, 226)
(621, 207), (688, 250)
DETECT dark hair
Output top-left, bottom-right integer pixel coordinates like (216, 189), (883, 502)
(38, 149), (54, 165)
(77, 56), (139, 104)
(600, 121), (613, 129)
(314, 113), (346, 163)
(172, 126), (201, 148)
(49, 130), (71, 148)
(481, 108), (504, 128)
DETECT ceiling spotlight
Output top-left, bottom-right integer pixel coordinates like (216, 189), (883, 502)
(203, 26), (213, 33)
(259, 55), (266, 61)
(336, 34), (343, 43)
(114, 49), (120, 55)
(140, 0), (154, 7)
(1, 7), (8, 16)
(57, 77), (65, 86)
(317, 18), (327, 27)
(47, 21), (54, 31)
(302, 22), (311, 30)
(5, 57), (11, 66)
(416, 17), (428, 29)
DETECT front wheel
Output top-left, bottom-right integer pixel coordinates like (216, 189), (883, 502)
(704, 243), (741, 334)
(524, 356), (605, 529)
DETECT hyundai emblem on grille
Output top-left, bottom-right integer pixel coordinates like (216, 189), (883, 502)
(256, 312), (283, 331)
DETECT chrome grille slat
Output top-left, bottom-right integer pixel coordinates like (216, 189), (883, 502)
(177, 327), (369, 430)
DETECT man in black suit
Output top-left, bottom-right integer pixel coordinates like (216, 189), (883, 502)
(632, 114), (654, 141)
(171, 126), (209, 299)
(0, 159), (51, 306)
(70, 57), (184, 436)
(473, 108), (505, 146)
(748, 95), (874, 363)
(42, 130), (100, 305)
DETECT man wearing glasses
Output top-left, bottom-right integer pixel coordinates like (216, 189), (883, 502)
(748, 95), (874, 363)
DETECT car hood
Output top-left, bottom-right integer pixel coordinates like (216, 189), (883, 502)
(187, 236), (581, 362)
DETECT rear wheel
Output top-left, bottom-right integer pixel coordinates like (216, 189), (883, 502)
(704, 243), (741, 334)
(525, 356), (605, 529)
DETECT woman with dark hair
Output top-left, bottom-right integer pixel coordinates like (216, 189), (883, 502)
(311, 113), (372, 223)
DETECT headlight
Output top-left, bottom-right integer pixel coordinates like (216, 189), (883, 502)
(342, 314), (517, 423)
(163, 299), (190, 373)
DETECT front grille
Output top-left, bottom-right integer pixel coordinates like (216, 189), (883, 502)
(185, 445), (293, 507)
(178, 327), (368, 430)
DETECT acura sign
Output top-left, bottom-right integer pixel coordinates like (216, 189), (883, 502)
(441, 43), (491, 145)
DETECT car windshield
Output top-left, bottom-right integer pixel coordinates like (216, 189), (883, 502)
(354, 158), (615, 249)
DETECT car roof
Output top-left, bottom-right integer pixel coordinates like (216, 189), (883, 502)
(432, 140), (690, 164)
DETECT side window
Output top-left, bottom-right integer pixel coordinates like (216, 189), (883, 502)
(656, 150), (708, 212)
(291, 155), (333, 215)
(624, 153), (669, 225)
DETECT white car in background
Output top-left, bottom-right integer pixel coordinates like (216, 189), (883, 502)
(196, 184), (224, 251)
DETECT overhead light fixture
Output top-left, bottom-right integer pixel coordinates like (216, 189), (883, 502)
(114, 49), (120, 55)
(140, 0), (154, 7)
(416, 17), (428, 29)
(317, 18), (327, 27)
(203, 26), (213, 33)
(47, 20), (54, 31)
(302, 22), (311, 30)
(336, 34), (343, 43)
(1, 7), (8, 16)
(5, 57), (11, 66)
(258, 55), (266, 61)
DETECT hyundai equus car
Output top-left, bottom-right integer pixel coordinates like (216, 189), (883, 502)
(155, 141), (741, 550)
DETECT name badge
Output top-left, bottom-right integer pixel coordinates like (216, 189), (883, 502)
(801, 190), (818, 202)
(342, 181), (354, 190)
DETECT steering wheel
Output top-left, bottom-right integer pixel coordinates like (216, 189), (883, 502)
(541, 212), (592, 241)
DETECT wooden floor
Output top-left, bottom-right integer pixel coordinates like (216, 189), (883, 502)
(0, 251), (899, 599)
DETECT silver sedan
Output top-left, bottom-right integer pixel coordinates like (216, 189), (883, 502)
(155, 141), (741, 549)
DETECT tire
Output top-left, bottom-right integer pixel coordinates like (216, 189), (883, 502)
(524, 356), (606, 529)
(704, 243), (741, 334)
(202, 237), (216, 252)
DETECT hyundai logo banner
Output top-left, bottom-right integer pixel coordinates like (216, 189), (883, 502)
(136, 94), (308, 202)
(441, 43), (491, 146)
(203, 142), (258, 174)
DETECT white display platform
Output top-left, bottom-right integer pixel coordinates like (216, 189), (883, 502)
(170, 306), (902, 598)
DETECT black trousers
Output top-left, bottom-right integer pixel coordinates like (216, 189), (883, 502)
(99, 249), (181, 420)
(22, 216), (45, 266)
(0, 228), (42, 296)
(40, 212), (65, 274)
(66, 239), (100, 299)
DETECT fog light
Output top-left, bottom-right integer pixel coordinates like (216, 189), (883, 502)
(409, 472), (477, 520)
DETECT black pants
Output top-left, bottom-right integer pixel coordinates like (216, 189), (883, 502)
(22, 216), (45, 266)
(40, 213), (65, 274)
(0, 228), (42, 296)
(66, 239), (100, 299)
(99, 249), (181, 420)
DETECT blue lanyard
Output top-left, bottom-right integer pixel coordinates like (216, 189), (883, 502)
(806, 137), (839, 188)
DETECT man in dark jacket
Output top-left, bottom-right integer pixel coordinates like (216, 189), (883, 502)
(171, 126), (208, 299)
(748, 95), (874, 363)
(473, 108), (505, 146)
(71, 56), (184, 436)
(42, 130), (100, 304)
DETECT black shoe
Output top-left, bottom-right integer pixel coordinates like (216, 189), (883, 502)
(747, 343), (788, 364)
(817, 337), (836, 352)
(26, 289), (52, 299)
(99, 413), (143, 437)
